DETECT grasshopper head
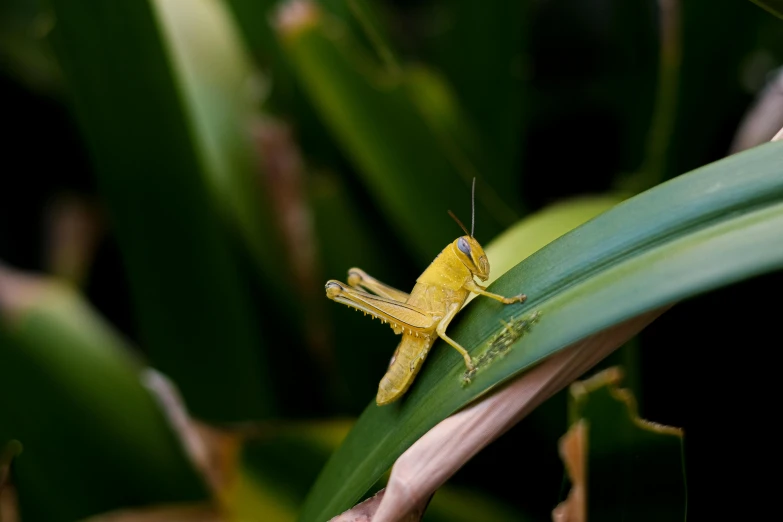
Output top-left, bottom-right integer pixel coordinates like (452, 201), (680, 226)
(453, 235), (490, 281)
(449, 178), (490, 280)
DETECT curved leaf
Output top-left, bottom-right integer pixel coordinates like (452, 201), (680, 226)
(466, 194), (626, 306)
(0, 265), (208, 520)
(274, 0), (518, 261)
(299, 141), (783, 521)
(47, 0), (275, 421)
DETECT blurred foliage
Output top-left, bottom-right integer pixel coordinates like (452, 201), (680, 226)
(45, 0), (278, 423)
(1, 0), (782, 520)
(0, 0), (61, 94)
(0, 266), (209, 520)
(751, 0), (783, 19)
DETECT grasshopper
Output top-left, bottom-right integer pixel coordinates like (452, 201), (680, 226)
(325, 180), (526, 405)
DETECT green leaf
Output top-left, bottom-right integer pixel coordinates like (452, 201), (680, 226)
(46, 0), (275, 422)
(556, 367), (686, 521)
(152, 0), (295, 308)
(750, 0), (783, 19)
(275, 0), (519, 262)
(0, 267), (208, 520)
(298, 142), (783, 521)
(470, 194), (626, 304)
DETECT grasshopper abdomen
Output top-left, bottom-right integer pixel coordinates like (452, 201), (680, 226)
(377, 334), (434, 405)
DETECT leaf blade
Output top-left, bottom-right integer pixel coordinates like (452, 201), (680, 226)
(47, 0), (274, 421)
(0, 267), (209, 520)
(275, 1), (518, 261)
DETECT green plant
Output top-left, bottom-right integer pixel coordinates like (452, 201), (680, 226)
(1, 0), (782, 520)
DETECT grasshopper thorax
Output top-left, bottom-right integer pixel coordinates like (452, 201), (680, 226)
(452, 235), (490, 281)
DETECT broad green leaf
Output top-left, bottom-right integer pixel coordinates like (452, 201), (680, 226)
(275, 0), (519, 262)
(299, 142), (783, 521)
(152, 0), (296, 311)
(0, 267), (208, 520)
(468, 194), (626, 305)
(47, 0), (274, 422)
(481, 195), (646, 415)
(555, 367), (686, 521)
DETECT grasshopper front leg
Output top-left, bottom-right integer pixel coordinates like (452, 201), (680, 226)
(436, 280), (525, 372)
(436, 302), (475, 371)
(464, 279), (526, 304)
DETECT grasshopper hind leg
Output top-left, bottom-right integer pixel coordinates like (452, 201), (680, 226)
(324, 280), (435, 332)
(347, 268), (410, 302)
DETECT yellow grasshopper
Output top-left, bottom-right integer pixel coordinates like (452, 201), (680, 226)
(325, 180), (526, 405)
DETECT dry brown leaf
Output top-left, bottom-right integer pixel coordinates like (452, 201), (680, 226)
(253, 117), (317, 300)
(0, 443), (21, 522)
(328, 489), (427, 522)
(274, 0), (320, 39)
(42, 193), (104, 286)
(731, 68), (783, 152)
(0, 484), (19, 522)
(0, 263), (51, 323)
(551, 421), (587, 522)
(140, 370), (241, 503)
(251, 116), (335, 380)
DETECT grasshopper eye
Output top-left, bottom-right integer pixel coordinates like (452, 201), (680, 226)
(458, 237), (471, 255)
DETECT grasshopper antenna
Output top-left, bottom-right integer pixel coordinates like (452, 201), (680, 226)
(470, 177), (476, 237)
(447, 210), (470, 236)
